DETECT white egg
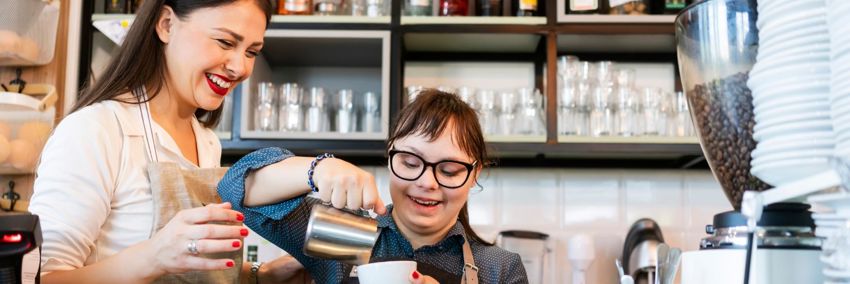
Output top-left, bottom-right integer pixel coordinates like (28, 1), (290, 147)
(0, 122), (11, 138)
(17, 37), (39, 62)
(0, 135), (9, 164)
(18, 121), (51, 147)
(0, 30), (20, 54)
(9, 139), (36, 170)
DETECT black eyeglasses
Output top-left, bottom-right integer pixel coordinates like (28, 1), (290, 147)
(388, 149), (477, 189)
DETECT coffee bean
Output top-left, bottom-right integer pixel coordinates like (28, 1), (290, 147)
(688, 72), (772, 209)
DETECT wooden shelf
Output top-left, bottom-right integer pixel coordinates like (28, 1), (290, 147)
(83, 5), (700, 167)
(91, 14), (134, 21)
(271, 15), (390, 24)
(0, 166), (33, 175)
(559, 15), (676, 24)
(401, 16), (546, 25)
(91, 14), (391, 30)
(241, 131), (386, 141)
(558, 135), (699, 144)
(486, 135), (547, 143)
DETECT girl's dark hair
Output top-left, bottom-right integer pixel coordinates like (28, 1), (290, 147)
(73, 0), (273, 128)
(387, 89), (492, 246)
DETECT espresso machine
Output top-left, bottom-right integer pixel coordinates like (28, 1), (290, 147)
(0, 212), (41, 284)
(496, 230), (550, 284)
(675, 0), (824, 283)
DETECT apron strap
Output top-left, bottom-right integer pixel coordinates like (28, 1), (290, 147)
(461, 235), (478, 284)
(135, 87), (159, 163)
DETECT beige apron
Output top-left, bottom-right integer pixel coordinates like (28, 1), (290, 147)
(461, 237), (478, 284)
(126, 91), (240, 283)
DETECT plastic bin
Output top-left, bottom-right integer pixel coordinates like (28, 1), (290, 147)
(0, 84), (57, 174)
(0, 0), (61, 66)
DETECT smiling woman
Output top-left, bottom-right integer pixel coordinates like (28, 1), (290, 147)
(27, 1), (314, 283)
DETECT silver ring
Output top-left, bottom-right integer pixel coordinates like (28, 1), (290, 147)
(187, 239), (200, 255)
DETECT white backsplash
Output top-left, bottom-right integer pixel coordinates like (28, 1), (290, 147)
(244, 167), (731, 284)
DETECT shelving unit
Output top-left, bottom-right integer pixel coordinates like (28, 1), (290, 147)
(77, 0), (705, 168)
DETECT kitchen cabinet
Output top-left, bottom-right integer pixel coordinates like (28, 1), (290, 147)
(78, 0), (705, 168)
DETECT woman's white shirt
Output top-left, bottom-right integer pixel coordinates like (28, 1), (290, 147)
(29, 100), (221, 274)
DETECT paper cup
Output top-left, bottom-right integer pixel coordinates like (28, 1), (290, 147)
(357, 261), (417, 284)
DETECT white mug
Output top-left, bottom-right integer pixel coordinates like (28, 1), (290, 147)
(357, 261), (417, 284)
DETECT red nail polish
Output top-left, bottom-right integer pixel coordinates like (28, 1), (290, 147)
(232, 241), (241, 248)
(412, 271), (420, 280)
(226, 261), (234, 267)
(240, 229), (248, 236)
(236, 214), (244, 221)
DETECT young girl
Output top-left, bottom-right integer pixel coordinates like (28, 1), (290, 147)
(219, 89), (529, 283)
(30, 1), (303, 282)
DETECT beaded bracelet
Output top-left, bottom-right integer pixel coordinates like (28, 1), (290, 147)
(307, 153), (335, 193)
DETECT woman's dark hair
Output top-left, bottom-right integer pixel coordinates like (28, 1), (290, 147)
(73, 0), (273, 128)
(386, 89), (492, 246)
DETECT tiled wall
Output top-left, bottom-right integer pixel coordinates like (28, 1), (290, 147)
(245, 168), (732, 284)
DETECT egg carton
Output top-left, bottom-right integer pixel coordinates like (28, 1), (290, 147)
(0, 0), (60, 66)
(0, 83), (57, 174)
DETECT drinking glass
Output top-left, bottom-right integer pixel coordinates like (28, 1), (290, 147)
(255, 82), (278, 131)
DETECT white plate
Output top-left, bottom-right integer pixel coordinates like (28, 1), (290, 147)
(753, 101), (830, 119)
(752, 150), (835, 167)
(761, 22), (832, 48)
(831, 97), (850, 109)
(757, 130), (835, 141)
(814, 219), (849, 228)
(755, 131), (835, 145)
(752, 53), (831, 76)
(758, 37), (830, 59)
(814, 213), (850, 220)
(751, 158), (832, 186)
(753, 120), (832, 134)
(760, 26), (829, 49)
(749, 66), (830, 91)
(749, 75), (829, 93)
(760, 25), (829, 49)
(749, 70), (829, 90)
(759, 6), (828, 32)
(817, 227), (840, 237)
(751, 90), (830, 108)
(749, 63), (830, 85)
(759, 0), (823, 16)
(755, 112), (831, 129)
(752, 143), (834, 158)
(810, 192), (850, 214)
(824, 269), (850, 279)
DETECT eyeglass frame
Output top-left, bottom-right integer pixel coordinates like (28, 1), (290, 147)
(387, 149), (478, 189)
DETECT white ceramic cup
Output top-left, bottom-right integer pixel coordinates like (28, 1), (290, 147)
(357, 261), (417, 284)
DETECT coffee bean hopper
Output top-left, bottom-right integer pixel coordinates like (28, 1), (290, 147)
(675, 0), (827, 283)
(0, 212), (41, 284)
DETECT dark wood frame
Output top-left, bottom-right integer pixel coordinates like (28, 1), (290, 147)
(78, 0), (706, 168)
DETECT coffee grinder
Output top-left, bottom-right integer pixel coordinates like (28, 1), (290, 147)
(675, 0), (825, 283)
(0, 213), (41, 284)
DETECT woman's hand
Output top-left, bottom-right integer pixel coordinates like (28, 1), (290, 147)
(311, 157), (387, 215)
(409, 270), (440, 284)
(142, 202), (247, 278)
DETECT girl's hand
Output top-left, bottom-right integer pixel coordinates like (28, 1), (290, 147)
(144, 202), (247, 276)
(312, 157), (387, 215)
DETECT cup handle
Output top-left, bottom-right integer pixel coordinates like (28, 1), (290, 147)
(306, 194), (371, 217)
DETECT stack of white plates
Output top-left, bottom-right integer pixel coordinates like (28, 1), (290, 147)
(812, 1), (850, 283)
(809, 192), (850, 283)
(827, 0), (850, 157)
(748, 0), (835, 186)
